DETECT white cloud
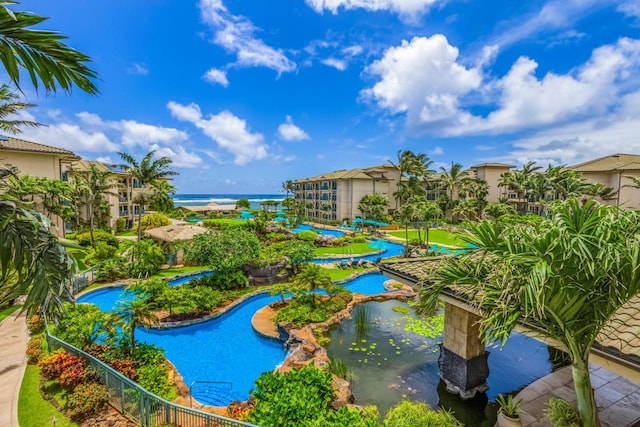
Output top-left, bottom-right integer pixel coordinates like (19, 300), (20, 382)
(364, 36), (640, 137)
(321, 57), (347, 71)
(199, 0), (296, 75)
(168, 101), (268, 165)
(362, 35), (482, 129)
(95, 156), (114, 164)
(342, 45), (364, 57)
(150, 144), (203, 168)
(619, 0), (640, 19)
(19, 123), (119, 153)
(277, 116), (310, 141)
(305, 0), (438, 20)
(203, 68), (229, 87)
(117, 120), (189, 148)
(429, 146), (443, 155)
(76, 112), (106, 126)
(127, 63), (149, 76)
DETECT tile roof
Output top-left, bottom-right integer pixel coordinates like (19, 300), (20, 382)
(470, 162), (516, 169)
(0, 136), (79, 158)
(569, 153), (640, 172)
(69, 160), (112, 172)
(378, 257), (640, 369)
(294, 164), (396, 182)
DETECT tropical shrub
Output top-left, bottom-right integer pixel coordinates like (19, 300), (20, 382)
(297, 230), (318, 242)
(124, 239), (165, 277)
(140, 212), (170, 231)
(249, 364), (334, 426)
(27, 314), (44, 333)
(76, 230), (119, 248)
(38, 350), (86, 386)
(305, 406), (381, 427)
(95, 257), (128, 282)
(184, 229), (261, 273)
(137, 363), (172, 397)
(353, 235), (367, 243)
(53, 303), (110, 350)
(66, 382), (109, 421)
(84, 241), (118, 266)
(545, 398), (580, 427)
(25, 337), (42, 364)
(114, 217), (127, 232)
(202, 218), (251, 230)
(383, 400), (462, 427)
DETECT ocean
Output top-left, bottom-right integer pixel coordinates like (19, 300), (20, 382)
(172, 194), (286, 210)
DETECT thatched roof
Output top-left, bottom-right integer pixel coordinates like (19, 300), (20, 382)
(178, 202), (237, 213)
(144, 224), (207, 242)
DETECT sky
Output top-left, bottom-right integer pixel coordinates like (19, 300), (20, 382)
(8, 0), (640, 193)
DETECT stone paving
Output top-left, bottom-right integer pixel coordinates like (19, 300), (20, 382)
(0, 311), (28, 427)
(518, 365), (640, 427)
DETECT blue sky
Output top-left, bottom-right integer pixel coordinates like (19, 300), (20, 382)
(10, 0), (640, 193)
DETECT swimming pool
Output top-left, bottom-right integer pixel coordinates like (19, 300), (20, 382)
(313, 239), (405, 264)
(292, 224), (345, 237)
(77, 271), (391, 405)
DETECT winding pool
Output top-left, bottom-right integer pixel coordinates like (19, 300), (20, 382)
(292, 224), (345, 237)
(77, 271), (391, 405)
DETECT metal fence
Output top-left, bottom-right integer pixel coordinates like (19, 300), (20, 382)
(45, 333), (259, 427)
(70, 266), (97, 294)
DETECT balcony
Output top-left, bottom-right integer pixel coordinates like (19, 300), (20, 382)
(119, 197), (129, 203)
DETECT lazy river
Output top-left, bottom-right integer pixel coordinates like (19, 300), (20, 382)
(77, 272), (390, 405)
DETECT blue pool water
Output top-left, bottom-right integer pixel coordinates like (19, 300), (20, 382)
(77, 272), (213, 312)
(77, 271), (391, 405)
(292, 224), (345, 237)
(313, 239), (405, 264)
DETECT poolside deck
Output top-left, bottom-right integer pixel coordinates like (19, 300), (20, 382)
(518, 365), (640, 426)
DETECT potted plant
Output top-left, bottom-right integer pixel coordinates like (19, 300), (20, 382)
(496, 393), (523, 427)
(544, 397), (580, 427)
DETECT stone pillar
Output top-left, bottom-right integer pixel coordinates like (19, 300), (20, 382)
(439, 303), (489, 399)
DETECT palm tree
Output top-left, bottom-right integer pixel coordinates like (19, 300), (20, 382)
(150, 179), (176, 212)
(114, 297), (158, 354)
(438, 162), (469, 220)
(419, 199), (640, 427)
(291, 264), (333, 307)
(483, 202), (516, 222)
(358, 193), (388, 221)
(118, 150), (178, 241)
(581, 182), (618, 206)
(320, 202), (331, 225)
(0, 83), (43, 134)
(0, 166), (75, 319)
(74, 163), (116, 246)
(0, 3), (98, 94)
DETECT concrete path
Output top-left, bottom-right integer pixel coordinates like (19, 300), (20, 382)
(0, 311), (28, 427)
(518, 364), (640, 426)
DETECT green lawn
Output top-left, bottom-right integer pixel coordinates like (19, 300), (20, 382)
(152, 266), (207, 279)
(315, 242), (378, 257)
(388, 228), (467, 246)
(19, 365), (77, 427)
(0, 305), (21, 323)
(326, 267), (368, 282)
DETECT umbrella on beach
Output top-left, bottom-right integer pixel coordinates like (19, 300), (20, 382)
(273, 216), (286, 222)
(364, 219), (377, 225)
(352, 218), (364, 224)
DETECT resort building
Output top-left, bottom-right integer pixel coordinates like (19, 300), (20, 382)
(292, 164), (401, 221)
(468, 162), (515, 203)
(0, 136), (80, 233)
(64, 160), (153, 229)
(569, 153), (640, 209)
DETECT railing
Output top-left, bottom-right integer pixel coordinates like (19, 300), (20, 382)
(70, 266), (97, 294)
(45, 333), (259, 427)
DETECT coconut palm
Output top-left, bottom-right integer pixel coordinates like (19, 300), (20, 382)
(419, 198), (640, 427)
(0, 166), (75, 319)
(291, 264), (333, 307)
(0, 83), (43, 133)
(150, 179), (176, 212)
(74, 163), (116, 246)
(483, 202), (516, 222)
(0, 3), (98, 94)
(114, 296), (158, 354)
(118, 150), (178, 241)
(438, 162), (469, 220)
(358, 193), (388, 221)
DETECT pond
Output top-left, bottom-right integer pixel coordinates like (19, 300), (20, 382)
(326, 300), (555, 425)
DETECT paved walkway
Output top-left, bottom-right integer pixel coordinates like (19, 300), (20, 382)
(0, 311), (29, 427)
(518, 365), (640, 426)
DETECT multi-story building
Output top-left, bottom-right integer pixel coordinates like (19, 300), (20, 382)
(0, 136), (80, 233)
(569, 153), (640, 209)
(468, 162), (515, 203)
(292, 164), (401, 221)
(65, 160), (150, 230)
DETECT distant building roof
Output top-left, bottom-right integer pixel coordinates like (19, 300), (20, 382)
(294, 164), (396, 182)
(180, 202), (237, 213)
(470, 162), (515, 169)
(570, 154), (640, 172)
(144, 224), (207, 243)
(69, 160), (113, 172)
(0, 136), (79, 158)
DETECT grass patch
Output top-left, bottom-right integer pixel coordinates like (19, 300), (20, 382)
(388, 228), (467, 246)
(0, 305), (21, 323)
(152, 266), (207, 279)
(315, 242), (378, 257)
(18, 365), (77, 427)
(326, 267), (367, 282)
(115, 229), (137, 237)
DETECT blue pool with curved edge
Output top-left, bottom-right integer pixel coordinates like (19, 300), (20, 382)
(292, 224), (345, 237)
(77, 271), (392, 405)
